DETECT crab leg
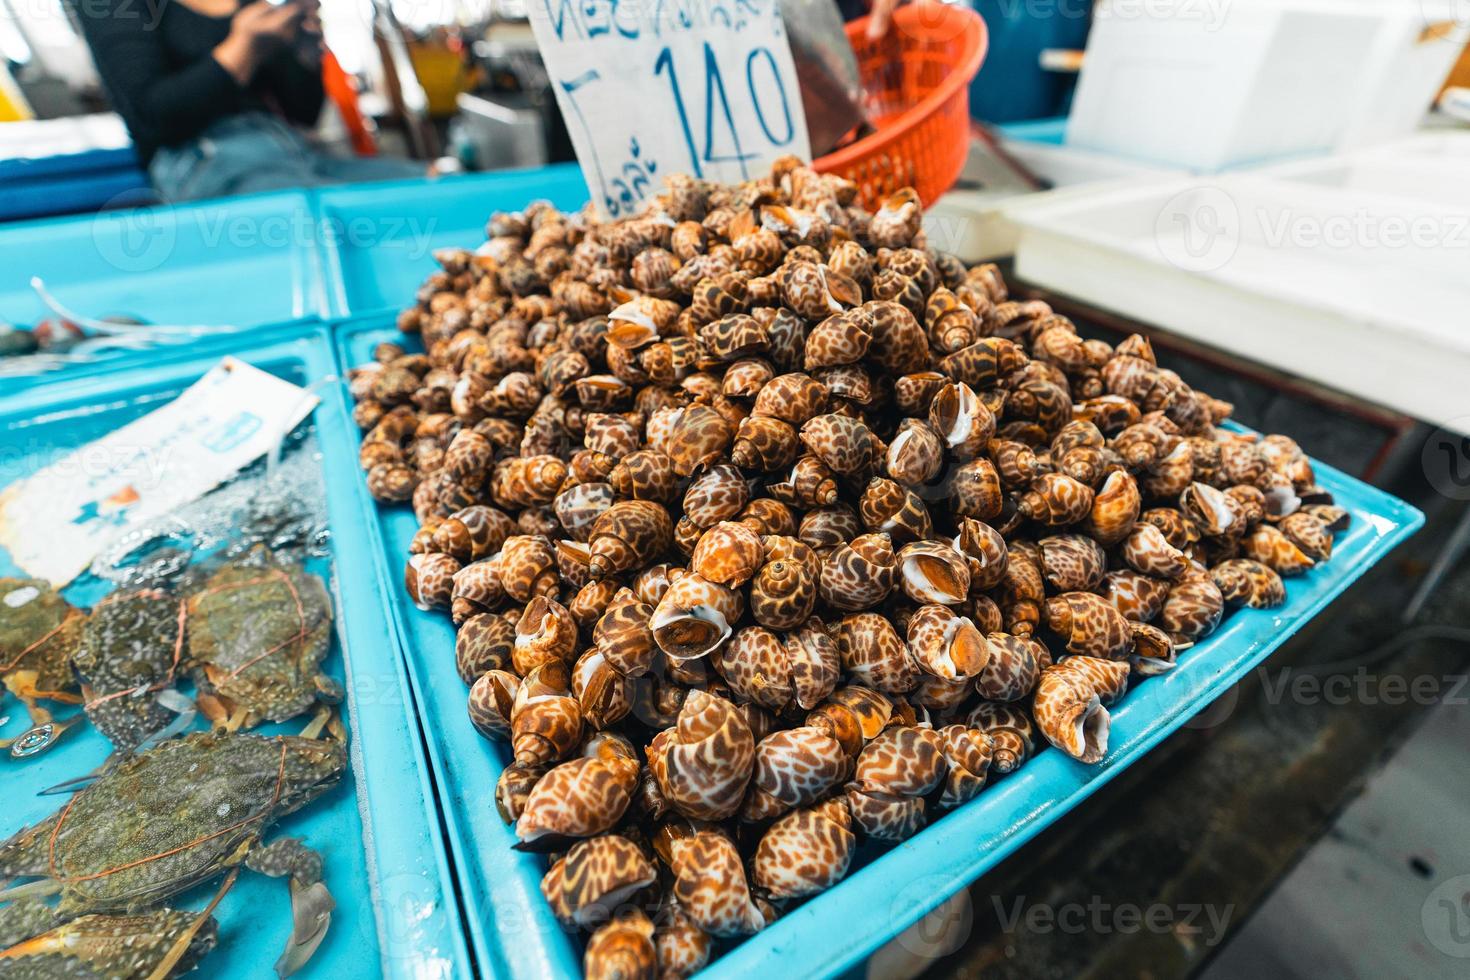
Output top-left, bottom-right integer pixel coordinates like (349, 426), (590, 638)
(246, 837), (334, 978)
(0, 878), (61, 904)
(142, 866), (237, 980)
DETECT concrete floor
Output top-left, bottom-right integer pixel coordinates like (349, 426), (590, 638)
(1202, 692), (1470, 980)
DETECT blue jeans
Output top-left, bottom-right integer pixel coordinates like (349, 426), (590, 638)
(149, 113), (426, 203)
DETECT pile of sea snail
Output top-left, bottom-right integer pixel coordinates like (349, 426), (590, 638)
(347, 157), (1349, 978)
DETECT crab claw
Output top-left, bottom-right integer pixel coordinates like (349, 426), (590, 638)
(276, 877), (334, 977)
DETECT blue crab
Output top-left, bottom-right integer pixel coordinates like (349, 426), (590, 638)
(0, 579), (84, 758)
(184, 552), (338, 732)
(0, 901), (218, 978)
(0, 727), (344, 976)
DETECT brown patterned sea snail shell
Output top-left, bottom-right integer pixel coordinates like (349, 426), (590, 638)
(1081, 469), (1141, 546)
(928, 381), (996, 461)
(647, 689), (755, 821)
(588, 500), (674, 579)
(1211, 558), (1286, 609)
(799, 413), (875, 476)
(510, 660), (584, 766)
(751, 372), (829, 425)
(512, 595), (578, 675)
(804, 684), (895, 758)
(1121, 523), (1191, 580)
(1098, 569), (1171, 622)
(752, 797), (856, 899)
(666, 830), (765, 938)
(973, 632), (1044, 701)
(819, 533), (896, 611)
(713, 626), (795, 711)
(965, 701), (1037, 774)
(1128, 622), (1177, 677)
(729, 414), (799, 472)
(897, 540), (972, 606)
(655, 900), (713, 980)
(650, 573), (745, 662)
(937, 724), (996, 808)
(1037, 533), (1107, 593)
(467, 668), (519, 741)
(782, 617), (842, 710)
(450, 555), (504, 625)
(740, 726), (848, 822)
(859, 478), (933, 545)
(514, 743), (640, 849)
(767, 455), (840, 510)
(835, 612), (918, 694)
(456, 612), (515, 683)
(541, 834), (657, 929)
(405, 552), (460, 611)
(1158, 566), (1225, 643)
(953, 518), (1009, 592)
(592, 588), (657, 678)
(498, 534), (560, 603)
(584, 909), (657, 980)
(682, 463), (751, 528)
(1044, 591), (1133, 660)
(1017, 472), (1094, 526)
(433, 504), (514, 562)
(749, 556), (817, 631)
(1032, 655), (1131, 763)
(906, 604), (989, 680)
(949, 458), (1004, 521)
(885, 418), (944, 487)
(846, 725), (947, 841)
(689, 521), (763, 587)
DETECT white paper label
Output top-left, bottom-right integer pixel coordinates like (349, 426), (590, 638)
(0, 358), (319, 586)
(527, 0), (811, 218)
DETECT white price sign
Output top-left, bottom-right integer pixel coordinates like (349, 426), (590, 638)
(527, 0), (812, 218)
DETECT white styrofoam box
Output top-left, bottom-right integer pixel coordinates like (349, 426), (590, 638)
(926, 139), (1183, 261)
(1259, 148), (1470, 210)
(1067, 0), (1453, 172)
(1337, 0), (1467, 149)
(1006, 174), (1470, 432)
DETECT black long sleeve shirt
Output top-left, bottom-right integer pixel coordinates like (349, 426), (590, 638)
(72, 0), (325, 166)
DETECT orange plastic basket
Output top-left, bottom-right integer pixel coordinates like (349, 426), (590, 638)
(814, 3), (988, 211)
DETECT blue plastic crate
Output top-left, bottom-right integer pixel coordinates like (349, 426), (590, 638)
(316, 166), (589, 319)
(0, 191), (329, 393)
(333, 316), (1422, 978)
(0, 331), (470, 978)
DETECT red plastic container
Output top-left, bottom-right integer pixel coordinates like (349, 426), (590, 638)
(814, 3), (988, 210)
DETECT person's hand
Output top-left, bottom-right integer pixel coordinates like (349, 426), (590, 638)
(214, 1), (305, 84)
(867, 0), (905, 39)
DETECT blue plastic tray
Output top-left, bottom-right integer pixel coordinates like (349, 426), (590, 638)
(335, 315), (1422, 979)
(0, 331), (470, 978)
(316, 167), (589, 319)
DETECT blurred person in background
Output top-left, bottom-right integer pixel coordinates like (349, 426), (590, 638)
(73, 0), (425, 202)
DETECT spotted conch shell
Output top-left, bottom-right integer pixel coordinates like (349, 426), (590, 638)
(905, 604), (989, 680)
(542, 835), (657, 928)
(1033, 656), (1131, 763)
(514, 739), (640, 847)
(588, 500), (674, 578)
(752, 797), (856, 899)
(650, 573), (745, 661)
(667, 830), (765, 937)
(647, 689), (755, 821)
(845, 725), (946, 841)
(584, 909), (656, 980)
(1044, 591), (1132, 660)
(740, 725), (847, 822)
